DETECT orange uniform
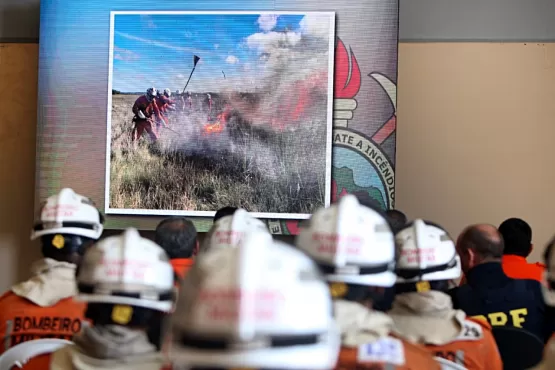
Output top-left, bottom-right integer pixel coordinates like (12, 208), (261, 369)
(0, 291), (86, 354)
(132, 95), (165, 141)
(20, 350), (172, 370)
(169, 258), (194, 281)
(426, 318), (502, 370)
(335, 335), (441, 370)
(502, 255), (545, 283)
(156, 96), (174, 114)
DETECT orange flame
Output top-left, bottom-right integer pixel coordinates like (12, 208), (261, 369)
(202, 107), (231, 135)
(335, 38), (361, 99)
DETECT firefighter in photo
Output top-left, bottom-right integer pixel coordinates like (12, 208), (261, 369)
(206, 93), (213, 119)
(200, 208), (269, 254)
(157, 88), (175, 114)
(169, 230), (340, 370)
(389, 220), (502, 370)
(296, 195), (441, 369)
(0, 188), (104, 354)
(22, 228), (175, 370)
(186, 92), (192, 110)
(131, 87), (166, 143)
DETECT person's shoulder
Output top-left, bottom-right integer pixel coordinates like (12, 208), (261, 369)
(398, 337), (441, 368)
(465, 316), (492, 330)
(19, 353), (52, 370)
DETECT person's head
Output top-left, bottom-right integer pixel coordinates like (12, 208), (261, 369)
(201, 209), (269, 255)
(146, 87), (157, 101)
(77, 228), (174, 330)
(394, 219), (461, 294)
(155, 217), (198, 259)
(296, 194), (396, 309)
(213, 206), (238, 222)
(542, 237), (555, 307)
(498, 218), (533, 257)
(386, 209), (408, 233)
(31, 188), (104, 266)
(171, 231), (339, 369)
(456, 224), (504, 274)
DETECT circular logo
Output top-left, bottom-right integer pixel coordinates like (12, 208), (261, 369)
(332, 128), (395, 209)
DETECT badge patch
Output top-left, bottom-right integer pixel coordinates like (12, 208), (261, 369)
(357, 337), (405, 365)
(52, 234), (65, 249)
(111, 305), (133, 324)
(455, 320), (483, 341)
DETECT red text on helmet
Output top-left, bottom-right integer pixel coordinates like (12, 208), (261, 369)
(312, 233), (362, 255)
(401, 248), (436, 264)
(215, 230), (243, 245)
(43, 204), (79, 218)
(100, 258), (153, 280)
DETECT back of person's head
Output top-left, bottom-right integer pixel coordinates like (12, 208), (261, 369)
(201, 209), (269, 254)
(386, 209), (408, 233)
(31, 188), (104, 265)
(395, 219), (461, 294)
(170, 231), (339, 369)
(456, 224), (504, 273)
(155, 217), (198, 259)
(296, 194), (396, 306)
(498, 218), (533, 257)
(213, 206), (238, 222)
(543, 237), (555, 306)
(77, 228), (174, 328)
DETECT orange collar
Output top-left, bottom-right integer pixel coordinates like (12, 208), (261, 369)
(502, 255), (528, 264)
(170, 258), (194, 280)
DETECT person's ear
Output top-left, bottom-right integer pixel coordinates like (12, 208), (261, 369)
(528, 243), (534, 257)
(193, 240), (199, 256)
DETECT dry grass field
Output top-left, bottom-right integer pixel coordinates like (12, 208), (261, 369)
(108, 92), (328, 214)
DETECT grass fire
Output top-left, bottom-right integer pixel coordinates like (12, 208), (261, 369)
(108, 87), (329, 214)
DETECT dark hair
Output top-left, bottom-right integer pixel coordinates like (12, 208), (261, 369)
(459, 225), (504, 259)
(498, 218), (532, 257)
(214, 206), (238, 222)
(386, 209), (408, 233)
(155, 217), (197, 259)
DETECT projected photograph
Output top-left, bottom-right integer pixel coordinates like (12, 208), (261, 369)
(105, 11), (335, 218)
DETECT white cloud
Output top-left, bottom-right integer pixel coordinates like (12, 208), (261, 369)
(245, 31), (301, 53)
(177, 73), (185, 78)
(299, 14), (331, 39)
(226, 55), (239, 64)
(214, 43), (220, 49)
(115, 32), (210, 55)
(140, 15), (157, 29)
(184, 31), (193, 38)
(257, 14), (278, 32)
(113, 46), (140, 61)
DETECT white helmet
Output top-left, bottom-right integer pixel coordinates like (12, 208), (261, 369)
(163, 88), (172, 97)
(146, 87), (157, 100)
(76, 228), (174, 312)
(296, 195), (396, 287)
(542, 238), (555, 306)
(395, 220), (461, 284)
(171, 231), (339, 369)
(31, 188), (104, 240)
(0, 339), (73, 369)
(201, 209), (269, 253)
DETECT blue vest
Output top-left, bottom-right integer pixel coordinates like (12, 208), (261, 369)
(449, 262), (549, 342)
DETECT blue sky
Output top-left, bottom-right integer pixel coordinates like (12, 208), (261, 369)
(112, 13), (307, 92)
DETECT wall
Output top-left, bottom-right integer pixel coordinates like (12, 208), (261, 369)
(394, 42), (555, 264)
